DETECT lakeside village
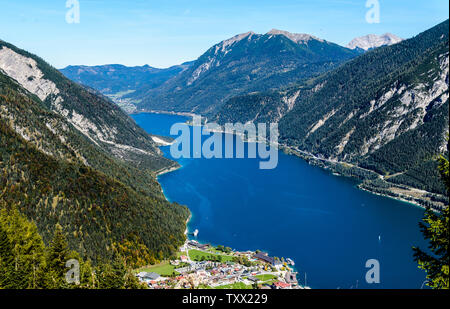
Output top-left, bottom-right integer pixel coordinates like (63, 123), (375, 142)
(134, 238), (309, 289)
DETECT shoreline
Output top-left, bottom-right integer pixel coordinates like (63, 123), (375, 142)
(131, 109), (200, 119)
(155, 164), (181, 177)
(184, 214), (192, 236)
(357, 186), (435, 211)
(283, 146), (446, 211)
(195, 119), (447, 211)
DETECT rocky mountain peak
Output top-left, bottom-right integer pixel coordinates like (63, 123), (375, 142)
(347, 33), (403, 51)
(267, 29), (324, 43)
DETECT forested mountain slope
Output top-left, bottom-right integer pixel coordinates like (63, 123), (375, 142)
(0, 40), (175, 172)
(0, 45), (189, 265)
(129, 30), (360, 116)
(215, 20), (449, 198)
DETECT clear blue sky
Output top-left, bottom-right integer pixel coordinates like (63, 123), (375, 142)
(0, 0), (448, 68)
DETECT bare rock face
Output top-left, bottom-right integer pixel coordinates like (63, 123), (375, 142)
(0, 46), (60, 101)
(267, 29), (324, 44)
(347, 33), (403, 51)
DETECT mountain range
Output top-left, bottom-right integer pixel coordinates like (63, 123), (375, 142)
(63, 30), (362, 116)
(214, 20), (449, 207)
(61, 63), (193, 95)
(59, 31), (407, 118)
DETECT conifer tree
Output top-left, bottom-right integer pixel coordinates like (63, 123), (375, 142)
(96, 255), (126, 289)
(79, 259), (96, 289)
(0, 207), (45, 289)
(0, 225), (15, 288)
(413, 140), (449, 289)
(45, 224), (71, 288)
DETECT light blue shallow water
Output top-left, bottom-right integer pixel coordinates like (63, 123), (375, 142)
(133, 112), (428, 289)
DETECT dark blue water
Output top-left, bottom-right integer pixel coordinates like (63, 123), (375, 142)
(133, 112), (428, 289)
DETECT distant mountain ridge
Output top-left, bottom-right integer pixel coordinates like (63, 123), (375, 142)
(347, 33), (403, 51)
(60, 62), (193, 95)
(60, 62), (194, 113)
(267, 29), (324, 43)
(121, 29), (360, 115)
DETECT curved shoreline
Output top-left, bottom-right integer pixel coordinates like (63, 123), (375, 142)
(206, 127), (445, 210)
(156, 164), (181, 177)
(184, 214), (192, 236)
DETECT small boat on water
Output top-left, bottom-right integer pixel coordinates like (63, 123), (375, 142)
(286, 258), (295, 266)
(191, 229), (199, 237)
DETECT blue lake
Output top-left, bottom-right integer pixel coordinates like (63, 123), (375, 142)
(133, 112), (428, 289)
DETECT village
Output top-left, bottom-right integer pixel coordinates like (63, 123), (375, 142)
(135, 239), (310, 289)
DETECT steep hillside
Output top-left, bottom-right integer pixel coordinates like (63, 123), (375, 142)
(129, 30), (359, 116)
(0, 40), (175, 172)
(0, 45), (189, 264)
(214, 20), (449, 203)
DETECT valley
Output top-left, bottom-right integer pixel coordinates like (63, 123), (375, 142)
(60, 21), (449, 211)
(0, 4), (448, 290)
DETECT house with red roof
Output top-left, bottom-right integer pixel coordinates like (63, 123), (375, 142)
(273, 282), (291, 289)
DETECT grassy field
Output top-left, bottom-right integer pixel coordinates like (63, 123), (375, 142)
(215, 282), (253, 289)
(188, 249), (233, 262)
(135, 261), (179, 276)
(255, 274), (277, 281)
(197, 284), (213, 289)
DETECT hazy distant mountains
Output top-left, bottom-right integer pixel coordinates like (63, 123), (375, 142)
(347, 33), (403, 51)
(60, 62), (194, 112)
(60, 62), (193, 95)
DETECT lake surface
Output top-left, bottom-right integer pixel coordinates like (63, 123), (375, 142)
(133, 112), (428, 289)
